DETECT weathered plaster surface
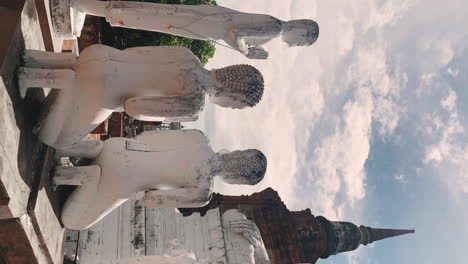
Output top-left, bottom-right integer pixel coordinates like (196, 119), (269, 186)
(97, 255), (199, 264)
(68, 194), (226, 264)
(67, 200), (274, 264)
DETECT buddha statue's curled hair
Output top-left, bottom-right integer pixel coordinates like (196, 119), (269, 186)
(219, 149), (267, 185)
(214, 65), (264, 107)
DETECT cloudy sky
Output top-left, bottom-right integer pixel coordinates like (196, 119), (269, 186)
(187, 0), (468, 263)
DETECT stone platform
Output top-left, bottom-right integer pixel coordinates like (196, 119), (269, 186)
(64, 198), (226, 264)
(0, 0), (77, 263)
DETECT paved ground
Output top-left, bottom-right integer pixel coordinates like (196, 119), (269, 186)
(1, 0), (46, 224)
(0, 0), (73, 263)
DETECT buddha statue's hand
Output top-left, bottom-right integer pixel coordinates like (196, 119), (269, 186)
(230, 219), (263, 247)
(230, 219), (271, 264)
(246, 46), (269, 60)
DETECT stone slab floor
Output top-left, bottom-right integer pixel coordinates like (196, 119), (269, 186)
(0, 0), (74, 263)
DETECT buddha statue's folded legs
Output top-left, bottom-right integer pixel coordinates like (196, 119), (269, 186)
(22, 49), (76, 69)
(18, 49), (77, 99)
(18, 68), (76, 99)
(18, 47), (116, 149)
(54, 140), (104, 160)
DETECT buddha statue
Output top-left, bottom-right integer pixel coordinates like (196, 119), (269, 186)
(18, 45), (264, 149)
(53, 129), (267, 230)
(52, 0), (319, 59)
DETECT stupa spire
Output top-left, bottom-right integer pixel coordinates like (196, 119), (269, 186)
(316, 216), (415, 259)
(361, 227), (415, 245)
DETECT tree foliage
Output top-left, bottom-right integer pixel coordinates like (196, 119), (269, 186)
(113, 0), (217, 65)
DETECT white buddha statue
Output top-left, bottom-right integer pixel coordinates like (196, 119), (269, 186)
(18, 45), (264, 149)
(53, 0), (319, 59)
(53, 129), (267, 230)
(222, 209), (270, 264)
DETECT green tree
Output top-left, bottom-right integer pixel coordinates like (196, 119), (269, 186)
(113, 0), (217, 65)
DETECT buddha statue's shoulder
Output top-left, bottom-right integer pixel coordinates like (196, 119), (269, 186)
(123, 46), (202, 71)
(179, 129), (209, 142)
(155, 46), (203, 69)
(170, 86), (206, 119)
(111, 3), (239, 18)
(179, 4), (239, 15)
(123, 46), (195, 59)
(232, 13), (282, 34)
(233, 12), (280, 22)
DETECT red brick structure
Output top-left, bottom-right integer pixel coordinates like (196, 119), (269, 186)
(180, 188), (414, 264)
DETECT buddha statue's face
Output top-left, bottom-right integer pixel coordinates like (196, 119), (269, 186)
(282, 19), (320, 47)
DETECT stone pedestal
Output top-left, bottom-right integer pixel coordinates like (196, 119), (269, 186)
(64, 199), (226, 264)
(50, 0), (86, 38)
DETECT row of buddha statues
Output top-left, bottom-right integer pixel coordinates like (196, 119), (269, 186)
(18, 1), (319, 263)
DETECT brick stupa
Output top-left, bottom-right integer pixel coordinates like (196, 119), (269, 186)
(180, 188), (414, 264)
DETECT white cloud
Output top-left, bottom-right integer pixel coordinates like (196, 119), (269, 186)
(188, 3), (468, 262)
(187, 0), (326, 206)
(191, 0), (412, 219)
(424, 89), (468, 192)
(291, 0), (412, 219)
(394, 174), (407, 184)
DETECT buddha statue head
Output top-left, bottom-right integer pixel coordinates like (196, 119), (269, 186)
(282, 19), (320, 47)
(209, 65), (264, 109)
(217, 149), (267, 185)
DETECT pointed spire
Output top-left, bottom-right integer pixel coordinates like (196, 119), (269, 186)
(360, 226), (415, 245)
(316, 216), (415, 259)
